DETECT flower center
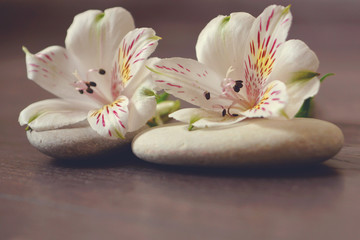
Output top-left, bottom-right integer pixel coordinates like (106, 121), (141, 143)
(73, 68), (110, 105)
(216, 66), (250, 116)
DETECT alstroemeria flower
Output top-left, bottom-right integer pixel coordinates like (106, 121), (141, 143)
(19, 7), (161, 139)
(149, 5), (320, 129)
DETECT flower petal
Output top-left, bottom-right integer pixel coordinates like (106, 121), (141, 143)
(269, 40), (319, 84)
(243, 5), (292, 103)
(87, 96), (129, 139)
(148, 57), (232, 113)
(170, 108), (246, 129)
(196, 12), (255, 79)
(268, 39), (320, 117)
(113, 28), (160, 96)
(242, 80), (288, 118)
(19, 99), (92, 131)
(65, 7), (134, 83)
(23, 46), (90, 101)
(127, 80), (157, 132)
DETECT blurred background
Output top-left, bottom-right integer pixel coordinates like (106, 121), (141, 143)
(1, 0), (359, 126)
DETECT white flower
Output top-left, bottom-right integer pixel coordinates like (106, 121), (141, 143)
(148, 5), (320, 129)
(19, 7), (161, 139)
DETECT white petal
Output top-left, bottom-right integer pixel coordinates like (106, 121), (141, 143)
(170, 108), (246, 129)
(148, 57), (232, 113)
(196, 13), (255, 78)
(19, 99), (92, 131)
(127, 81), (157, 132)
(267, 39), (320, 117)
(87, 96), (130, 139)
(23, 46), (90, 101)
(269, 40), (319, 83)
(65, 7), (134, 87)
(242, 80), (288, 118)
(284, 77), (320, 118)
(243, 5), (292, 103)
(113, 28), (160, 97)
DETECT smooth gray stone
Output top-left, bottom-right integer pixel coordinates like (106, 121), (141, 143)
(132, 118), (344, 167)
(27, 126), (141, 159)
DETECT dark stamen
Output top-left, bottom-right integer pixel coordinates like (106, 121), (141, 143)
(86, 88), (93, 94)
(222, 109), (226, 117)
(227, 108), (239, 117)
(235, 80), (243, 87)
(99, 69), (106, 75)
(204, 91), (210, 100)
(78, 89), (84, 94)
(233, 80), (243, 93)
(233, 85), (240, 93)
(89, 81), (97, 87)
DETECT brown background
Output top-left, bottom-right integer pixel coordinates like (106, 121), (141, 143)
(1, 0), (360, 239)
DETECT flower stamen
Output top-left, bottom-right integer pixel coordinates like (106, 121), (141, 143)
(227, 104), (240, 117)
(72, 70), (109, 104)
(233, 80), (243, 93)
(218, 68), (249, 115)
(204, 91), (211, 100)
(98, 69), (106, 75)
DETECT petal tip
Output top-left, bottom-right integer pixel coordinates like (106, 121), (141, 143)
(149, 35), (162, 41)
(22, 46), (31, 55)
(281, 5), (291, 16)
(279, 108), (290, 119)
(95, 12), (105, 22)
(222, 15), (231, 24)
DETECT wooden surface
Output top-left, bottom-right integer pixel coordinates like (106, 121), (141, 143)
(1, 0), (360, 239)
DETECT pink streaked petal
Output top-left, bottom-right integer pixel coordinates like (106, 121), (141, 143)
(243, 5), (292, 104)
(267, 40), (320, 118)
(109, 58), (124, 101)
(115, 28), (160, 89)
(87, 96), (129, 139)
(148, 57), (232, 112)
(243, 80), (288, 118)
(23, 46), (92, 102)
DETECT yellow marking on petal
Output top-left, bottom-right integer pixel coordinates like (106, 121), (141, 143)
(252, 83), (274, 110)
(254, 47), (275, 79)
(118, 48), (132, 85)
(90, 98), (125, 117)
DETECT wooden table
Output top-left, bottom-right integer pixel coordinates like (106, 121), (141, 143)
(1, 1), (359, 239)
